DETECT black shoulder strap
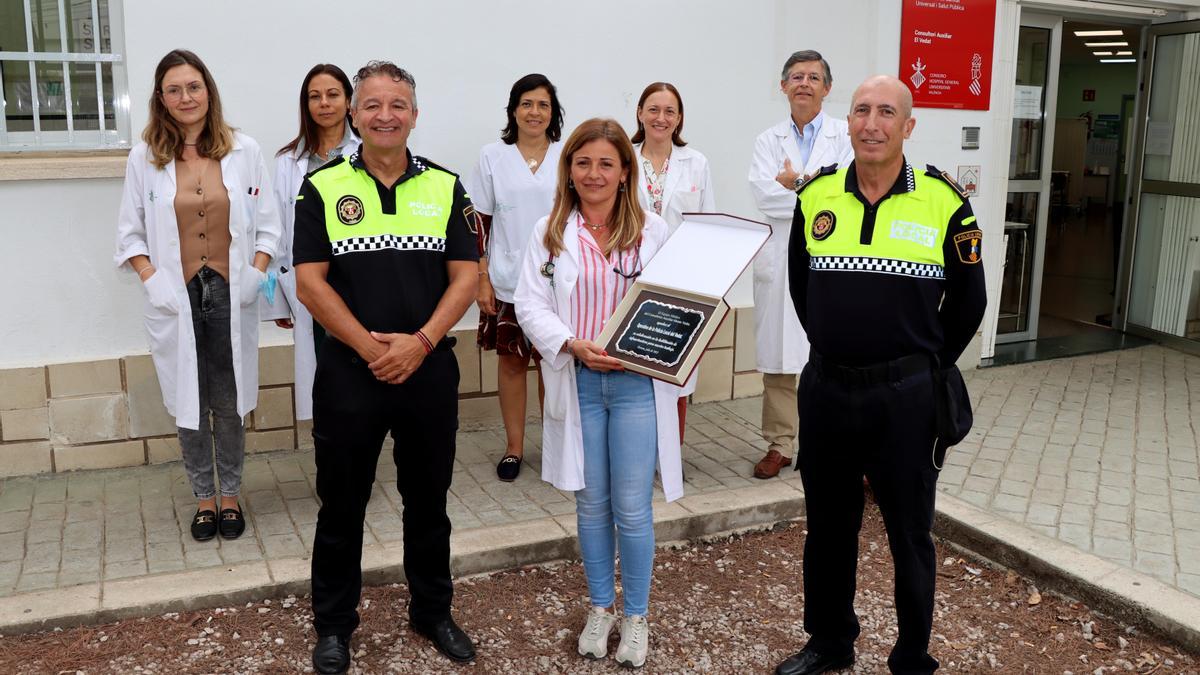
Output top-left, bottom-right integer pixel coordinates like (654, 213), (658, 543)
(415, 155), (459, 178)
(925, 164), (969, 201)
(796, 163), (839, 195)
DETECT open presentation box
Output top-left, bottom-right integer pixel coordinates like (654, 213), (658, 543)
(596, 213), (771, 386)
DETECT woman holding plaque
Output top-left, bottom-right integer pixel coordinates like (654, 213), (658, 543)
(514, 118), (683, 669)
(629, 81), (715, 439)
(466, 73), (565, 482)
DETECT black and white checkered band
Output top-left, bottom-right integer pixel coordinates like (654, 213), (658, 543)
(331, 234), (446, 255)
(903, 163), (916, 192)
(810, 255), (943, 279)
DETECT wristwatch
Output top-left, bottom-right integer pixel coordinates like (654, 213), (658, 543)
(792, 175), (804, 192)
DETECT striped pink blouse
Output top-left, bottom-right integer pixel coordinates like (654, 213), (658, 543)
(572, 217), (639, 343)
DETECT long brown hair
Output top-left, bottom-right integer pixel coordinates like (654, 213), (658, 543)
(544, 118), (644, 257)
(278, 63), (353, 158)
(143, 49), (233, 169)
(629, 82), (686, 147)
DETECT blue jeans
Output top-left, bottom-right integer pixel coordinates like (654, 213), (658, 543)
(574, 364), (658, 616)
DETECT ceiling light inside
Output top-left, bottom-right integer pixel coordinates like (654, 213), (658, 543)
(1074, 30), (1123, 37)
(1093, 51), (1113, 56)
(1085, 41), (1129, 47)
(1100, 58), (1136, 63)
(1115, 51), (1133, 56)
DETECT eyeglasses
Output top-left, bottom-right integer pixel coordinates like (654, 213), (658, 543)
(161, 82), (206, 101)
(787, 73), (824, 85)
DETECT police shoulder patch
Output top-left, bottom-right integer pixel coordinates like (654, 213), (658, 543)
(925, 164), (969, 200)
(796, 163), (840, 195)
(336, 195), (365, 225)
(811, 210), (837, 241)
(952, 229), (983, 264)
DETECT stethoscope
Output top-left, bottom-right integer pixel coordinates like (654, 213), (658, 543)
(540, 215), (643, 286)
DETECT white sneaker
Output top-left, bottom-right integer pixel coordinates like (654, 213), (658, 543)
(577, 606), (618, 659)
(614, 614), (649, 668)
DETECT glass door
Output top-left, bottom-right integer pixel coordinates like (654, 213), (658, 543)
(1119, 21), (1200, 347)
(998, 14), (1062, 343)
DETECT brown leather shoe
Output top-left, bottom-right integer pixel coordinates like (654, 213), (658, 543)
(753, 449), (792, 479)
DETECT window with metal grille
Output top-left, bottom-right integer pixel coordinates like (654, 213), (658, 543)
(0, 0), (130, 151)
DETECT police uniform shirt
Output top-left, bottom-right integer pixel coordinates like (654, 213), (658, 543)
(788, 159), (986, 367)
(292, 146), (479, 335)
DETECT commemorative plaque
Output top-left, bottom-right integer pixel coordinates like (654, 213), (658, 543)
(597, 213), (770, 386)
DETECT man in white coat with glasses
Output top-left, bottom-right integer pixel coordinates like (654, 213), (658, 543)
(747, 50), (854, 479)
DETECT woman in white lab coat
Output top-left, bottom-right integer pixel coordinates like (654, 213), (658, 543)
(629, 82), (715, 438)
(514, 118), (682, 669)
(272, 63), (359, 421)
(466, 73), (564, 482)
(114, 50), (280, 542)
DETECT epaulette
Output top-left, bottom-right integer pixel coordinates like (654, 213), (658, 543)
(414, 155), (459, 178)
(925, 164), (969, 200)
(796, 163), (839, 194)
(304, 155), (346, 179)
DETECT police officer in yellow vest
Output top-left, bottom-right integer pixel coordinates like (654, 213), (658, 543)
(774, 76), (986, 675)
(294, 61), (479, 673)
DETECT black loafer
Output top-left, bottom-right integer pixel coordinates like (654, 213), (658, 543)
(496, 454), (522, 482)
(775, 646), (855, 675)
(219, 506), (245, 540)
(312, 634), (351, 674)
(411, 616), (476, 662)
(190, 509), (217, 542)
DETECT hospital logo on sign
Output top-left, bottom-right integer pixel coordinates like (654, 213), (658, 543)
(910, 57), (927, 90)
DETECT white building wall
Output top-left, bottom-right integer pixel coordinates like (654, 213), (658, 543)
(1, 0), (1014, 369)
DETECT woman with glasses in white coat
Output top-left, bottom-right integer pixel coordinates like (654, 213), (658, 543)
(115, 49), (280, 542)
(629, 81), (715, 440)
(271, 63), (359, 422)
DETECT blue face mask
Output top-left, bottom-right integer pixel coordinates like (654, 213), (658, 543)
(259, 270), (279, 305)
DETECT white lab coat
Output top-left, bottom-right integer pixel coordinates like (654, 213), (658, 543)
(115, 132), (281, 430)
(632, 143), (716, 396)
(747, 113), (853, 373)
(514, 210), (685, 502)
(270, 133), (359, 420)
(632, 143), (717, 233)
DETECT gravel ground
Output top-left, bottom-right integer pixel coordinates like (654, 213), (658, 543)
(1, 503), (1196, 674)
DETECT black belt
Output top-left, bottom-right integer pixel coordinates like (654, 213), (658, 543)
(810, 352), (930, 387)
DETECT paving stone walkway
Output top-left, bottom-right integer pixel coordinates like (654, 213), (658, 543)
(951, 345), (1200, 596)
(0, 397), (801, 599)
(0, 344), (1195, 606)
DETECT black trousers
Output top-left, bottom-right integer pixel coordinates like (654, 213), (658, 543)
(310, 341), (459, 638)
(796, 358), (941, 675)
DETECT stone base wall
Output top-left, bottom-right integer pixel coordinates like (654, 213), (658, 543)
(0, 307), (761, 478)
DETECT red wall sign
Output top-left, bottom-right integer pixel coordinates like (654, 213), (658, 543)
(899, 0), (997, 111)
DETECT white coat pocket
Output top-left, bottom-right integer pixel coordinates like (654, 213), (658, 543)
(673, 189), (702, 214)
(239, 268), (264, 306)
(143, 270), (181, 314)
